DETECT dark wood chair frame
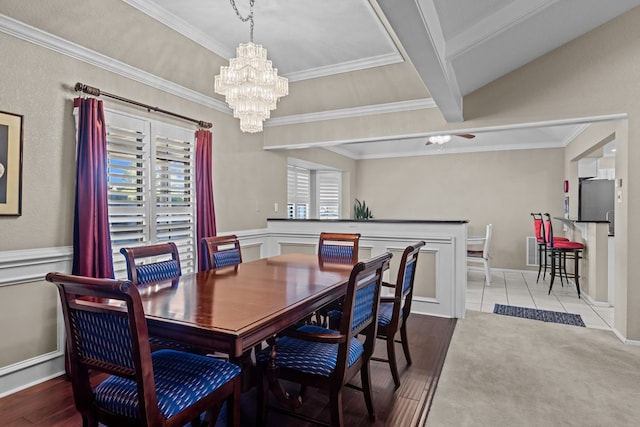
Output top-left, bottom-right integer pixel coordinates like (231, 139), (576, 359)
(315, 232), (361, 326)
(120, 241), (181, 285)
(372, 241), (425, 389)
(46, 272), (240, 427)
(256, 252), (392, 427)
(201, 235), (242, 271)
(120, 241), (209, 354)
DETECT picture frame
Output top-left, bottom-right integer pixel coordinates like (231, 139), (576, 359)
(0, 111), (23, 216)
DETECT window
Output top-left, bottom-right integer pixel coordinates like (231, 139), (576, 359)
(287, 164), (342, 219)
(103, 110), (196, 278)
(287, 165), (310, 219)
(317, 171), (341, 219)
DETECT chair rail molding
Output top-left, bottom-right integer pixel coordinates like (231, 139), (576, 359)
(0, 246), (70, 397)
(0, 246), (73, 287)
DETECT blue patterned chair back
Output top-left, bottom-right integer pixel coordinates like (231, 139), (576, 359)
(318, 232), (360, 265)
(339, 253), (391, 357)
(46, 273), (147, 379)
(72, 306), (136, 372)
(395, 242), (424, 315)
(402, 258), (416, 298)
(201, 235), (243, 271)
(213, 248), (242, 269)
(135, 259), (181, 285)
(320, 244), (354, 264)
(120, 242), (181, 286)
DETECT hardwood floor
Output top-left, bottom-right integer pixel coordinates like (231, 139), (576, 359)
(0, 314), (456, 427)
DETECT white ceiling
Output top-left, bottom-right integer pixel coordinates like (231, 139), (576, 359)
(122, 0), (639, 158)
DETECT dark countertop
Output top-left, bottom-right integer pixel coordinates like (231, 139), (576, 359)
(267, 218), (469, 224)
(554, 217), (610, 224)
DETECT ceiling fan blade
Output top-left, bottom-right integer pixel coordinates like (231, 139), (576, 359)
(456, 133), (476, 139)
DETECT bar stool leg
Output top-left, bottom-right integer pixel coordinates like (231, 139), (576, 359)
(574, 249), (581, 298)
(536, 243), (544, 282)
(548, 249), (556, 295)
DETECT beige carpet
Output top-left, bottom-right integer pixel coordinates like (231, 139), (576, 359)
(427, 310), (640, 426)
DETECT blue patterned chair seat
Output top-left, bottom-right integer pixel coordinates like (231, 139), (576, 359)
(94, 350), (240, 420)
(136, 260), (180, 285)
(256, 325), (363, 377)
(377, 301), (400, 327)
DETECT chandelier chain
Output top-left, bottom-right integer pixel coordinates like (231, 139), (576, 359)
(229, 0), (255, 42)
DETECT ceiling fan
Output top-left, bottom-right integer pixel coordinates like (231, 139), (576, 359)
(425, 133), (476, 145)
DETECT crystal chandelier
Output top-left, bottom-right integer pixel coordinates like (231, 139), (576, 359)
(214, 0), (288, 133)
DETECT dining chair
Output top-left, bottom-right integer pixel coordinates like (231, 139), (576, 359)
(120, 242), (199, 353)
(255, 252), (392, 427)
(201, 235), (242, 271)
(372, 241), (425, 389)
(467, 224), (492, 284)
(314, 232), (361, 326)
(318, 232), (360, 264)
(120, 242), (182, 285)
(45, 272), (241, 427)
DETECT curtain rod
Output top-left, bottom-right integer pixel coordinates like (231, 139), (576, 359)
(74, 82), (213, 129)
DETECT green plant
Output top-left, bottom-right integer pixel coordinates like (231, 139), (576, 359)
(354, 198), (374, 220)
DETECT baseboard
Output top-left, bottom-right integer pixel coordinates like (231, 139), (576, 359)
(611, 327), (640, 346)
(0, 246), (71, 397)
(0, 352), (65, 398)
(581, 292), (612, 308)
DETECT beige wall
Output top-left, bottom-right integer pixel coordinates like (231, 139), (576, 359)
(356, 149), (565, 269)
(0, 2), (293, 367)
(2, 0), (640, 376)
(0, 282), (59, 367)
(269, 6), (640, 339)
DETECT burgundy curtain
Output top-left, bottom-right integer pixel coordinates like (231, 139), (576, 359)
(72, 97), (114, 278)
(195, 129), (217, 271)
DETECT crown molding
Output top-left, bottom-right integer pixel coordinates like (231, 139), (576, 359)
(0, 14), (231, 115)
(445, 0), (559, 61)
(286, 52), (403, 82)
(266, 98), (437, 127)
(121, 0), (232, 59)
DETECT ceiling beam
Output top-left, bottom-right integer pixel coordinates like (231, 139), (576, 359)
(376, 0), (464, 122)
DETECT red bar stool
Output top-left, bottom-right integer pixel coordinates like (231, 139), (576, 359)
(531, 213), (568, 282)
(543, 214), (584, 297)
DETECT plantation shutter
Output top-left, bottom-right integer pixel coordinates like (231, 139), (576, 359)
(317, 171), (341, 219)
(104, 110), (196, 278)
(287, 165), (310, 219)
(152, 122), (196, 273)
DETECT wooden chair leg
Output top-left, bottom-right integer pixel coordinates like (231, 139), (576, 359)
(256, 366), (269, 427)
(228, 378), (240, 427)
(360, 363), (376, 421)
(386, 335), (401, 389)
(399, 322), (412, 366)
(329, 388), (344, 427)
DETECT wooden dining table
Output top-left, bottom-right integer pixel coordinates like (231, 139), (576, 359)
(138, 253), (354, 361)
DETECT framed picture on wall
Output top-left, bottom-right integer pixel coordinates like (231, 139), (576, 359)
(0, 111), (23, 216)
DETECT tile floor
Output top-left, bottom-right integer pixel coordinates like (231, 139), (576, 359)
(466, 268), (614, 330)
